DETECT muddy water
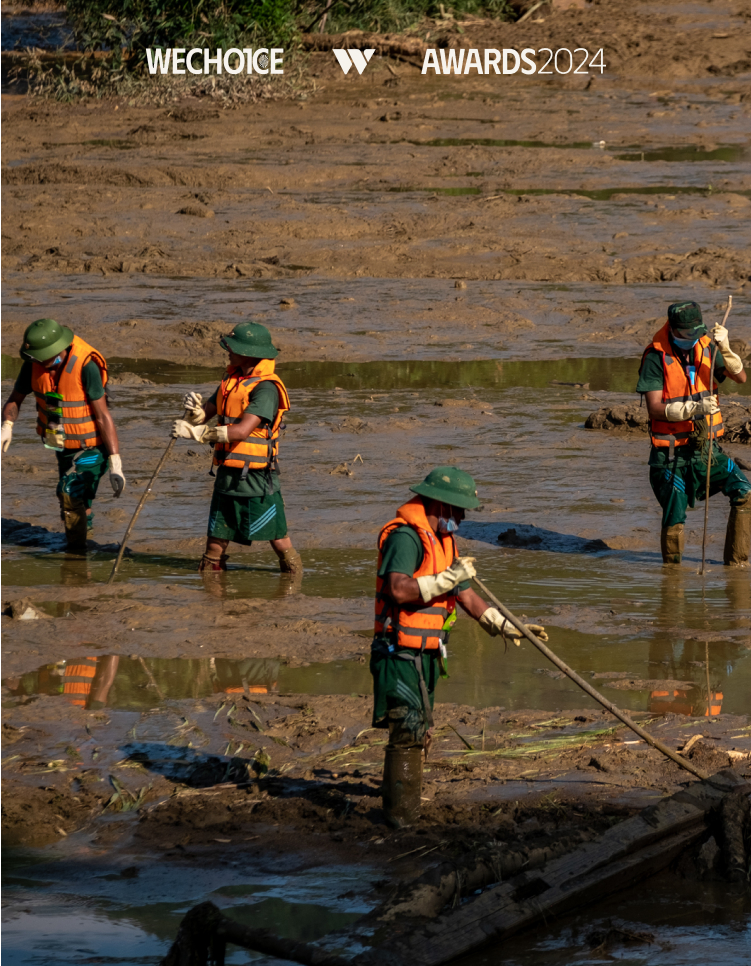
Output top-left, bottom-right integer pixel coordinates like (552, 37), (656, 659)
(2, 849), (372, 965)
(457, 871), (751, 966)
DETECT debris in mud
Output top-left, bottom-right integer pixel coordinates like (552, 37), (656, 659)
(3, 598), (49, 621)
(498, 528), (542, 548)
(586, 920), (657, 955)
(177, 204), (215, 218)
(330, 462), (355, 476)
(108, 371), (157, 386)
(585, 404), (648, 433)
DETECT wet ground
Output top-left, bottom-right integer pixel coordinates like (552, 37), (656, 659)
(2, 0), (751, 961)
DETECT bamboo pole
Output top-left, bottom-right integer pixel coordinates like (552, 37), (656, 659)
(107, 413), (187, 584)
(700, 295), (732, 575)
(471, 576), (710, 781)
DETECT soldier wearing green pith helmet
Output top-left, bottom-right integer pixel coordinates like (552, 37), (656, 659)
(371, 466), (548, 828)
(1, 319), (125, 553)
(171, 320), (302, 576)
(637, 300), (750, 565)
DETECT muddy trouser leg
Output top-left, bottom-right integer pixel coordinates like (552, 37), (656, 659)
(382, 650), (433, 828)
(720, 459), (751, 566)
(56, 448), (107, 552)
(650, 462), (688, 563)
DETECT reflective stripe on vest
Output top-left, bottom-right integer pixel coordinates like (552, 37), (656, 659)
(640, 321), (723, 450)
(212, 360), (290, 476)
(63, 657), (97, 707)
(30, 336), (108, 450)
(374, 497), (457, 651)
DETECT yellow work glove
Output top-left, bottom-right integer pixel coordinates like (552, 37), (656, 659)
(665, 396), (718, 421)
(416, 556), (476, 603)
(479, 607), (548, 643)
(711, 324), (744, 375)
(171, 420), (229, 444)
(182, 391), (207, 424)
(1, 419), (13, 453)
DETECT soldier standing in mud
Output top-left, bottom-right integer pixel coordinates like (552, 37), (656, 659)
(1, 319), (125, 553)
(637, 301), (750, 565)
(171, 321), (302, 576)
(372, 466), (547, 828)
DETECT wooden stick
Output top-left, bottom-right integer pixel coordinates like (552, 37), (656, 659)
(517, 0), (549, 24)
(700, 295), (732, 575)
(471, 576), (710, 781)
(106, 412), (187, 584)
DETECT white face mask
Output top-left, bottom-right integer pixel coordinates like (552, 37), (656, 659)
(437, 505), (460, 533)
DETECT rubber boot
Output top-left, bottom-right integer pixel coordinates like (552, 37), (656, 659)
(62, 493), (88, 553)
(198, 553), (228, 573)
(660, 524), (684, 564)
(278, 548), (303, 575)
(723, 494), (751, 566)
(382, 745), (422, 828)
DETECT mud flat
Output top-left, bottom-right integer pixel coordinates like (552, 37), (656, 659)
(3, 0), (751, 960)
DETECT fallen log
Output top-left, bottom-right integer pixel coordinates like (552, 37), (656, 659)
(160, 771), (749, 966)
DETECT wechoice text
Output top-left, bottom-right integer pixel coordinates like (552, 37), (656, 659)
(421, 48), (605, 75)
(146, 48), (284, 75)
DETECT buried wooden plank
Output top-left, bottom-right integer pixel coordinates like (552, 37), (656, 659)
(355, 773), (749, 966)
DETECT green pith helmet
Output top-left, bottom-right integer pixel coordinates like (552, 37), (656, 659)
(667, 301), (706, 337)
(410, 466), (481, 510)
(20, 318), (74, 362)
(219, 321), (278, 359)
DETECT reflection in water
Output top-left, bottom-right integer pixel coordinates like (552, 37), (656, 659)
(3, 657), (280, 710)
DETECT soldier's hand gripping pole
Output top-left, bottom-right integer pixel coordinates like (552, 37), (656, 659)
(107, 411), (188, 585)
(700, 295), (732, 576)
(471, 575), (710, 782)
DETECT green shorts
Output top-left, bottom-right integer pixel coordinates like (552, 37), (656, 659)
(207, 488), (288, 545)
(56, 446), (108, 510)
(370, 638), (440, 736)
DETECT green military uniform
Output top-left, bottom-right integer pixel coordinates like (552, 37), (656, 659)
(14, 359), (109, 520)
(206, 380), (288, 544)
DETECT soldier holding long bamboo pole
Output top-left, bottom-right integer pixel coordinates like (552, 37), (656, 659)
(636, 300), (750, 566)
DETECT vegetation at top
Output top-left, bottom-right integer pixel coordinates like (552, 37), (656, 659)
(65, 0), (515, 69)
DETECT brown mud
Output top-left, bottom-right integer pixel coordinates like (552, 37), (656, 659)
(3, 0), (751, 957)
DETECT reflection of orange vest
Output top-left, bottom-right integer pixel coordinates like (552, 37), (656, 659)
(212, 360), (290, 476)
(641, 322), (723, 450)
(374, 498), (457, 651)
(63, 657), (97, 708)
(31, 336), (108, 450)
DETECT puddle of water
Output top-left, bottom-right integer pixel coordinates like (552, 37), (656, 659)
(1, 853), (372, 966)
(386, 186), (482, 195)
(399, 138), (597, 149)
(5, 548), (749, 717)
(0, 354), (710, 393)
(456, 870), (751, 966)
(616, 145), (751, 163)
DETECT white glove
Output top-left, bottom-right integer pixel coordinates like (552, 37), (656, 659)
(1, 420), (13, 453)
(711, 324), (744, 376)
(416, 556), (476, 603)
(182, 391), (207, 425)
(479, 607), (549, 643)
(109, 454), (126, 497)
(665, 396), (719, 421)
(171, 420), (228, 444)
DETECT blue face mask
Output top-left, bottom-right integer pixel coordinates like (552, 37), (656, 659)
(46, 354), (63, 367)
(671, 335), (698, 351)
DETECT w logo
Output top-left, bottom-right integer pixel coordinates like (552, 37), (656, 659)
(332, 48), (376, 75)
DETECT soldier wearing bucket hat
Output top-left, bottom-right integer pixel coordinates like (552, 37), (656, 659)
(171, 321), (302, 576)
(1, 319), (125, 553)
(371, 466), (547, 828)
(637, 300), (750, 565)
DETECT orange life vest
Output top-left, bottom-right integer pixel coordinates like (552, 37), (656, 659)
(63, 657), (98, 708)
(374, 497), (458, 651)
(641, 321), (723, 451)
(31, 336), (108, 450)
(212, 359), (290, 476)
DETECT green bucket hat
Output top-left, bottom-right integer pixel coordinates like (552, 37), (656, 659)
(20, 318), (74, 362)
(667, 301), (706, 338)
(410, 465), (481, 510)
(219, 321), (278, 359)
